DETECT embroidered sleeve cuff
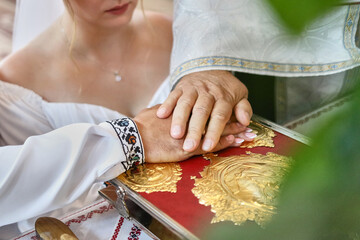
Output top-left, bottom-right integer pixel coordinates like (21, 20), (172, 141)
(106, 118), (145, 171)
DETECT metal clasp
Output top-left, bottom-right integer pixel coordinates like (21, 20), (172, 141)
(115, 185), (130, 219)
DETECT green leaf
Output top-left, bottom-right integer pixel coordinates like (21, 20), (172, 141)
(206, 86), (360, 240)
(265, 0), (345, 33)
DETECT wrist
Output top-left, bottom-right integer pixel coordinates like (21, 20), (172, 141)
(106, 118), (145, 171)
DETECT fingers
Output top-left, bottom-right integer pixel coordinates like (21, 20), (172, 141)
(157, 89), (182, 119)
(234, 131), (257, 141)
(182, 93), (215, 152)
(228, 128), (257, 147)
(234, 98), (253, 127)
(210, 135), (236, 152)
(162, 71), (253, 154)
(170, 90), (198, 139)
(231, 137), (245, 146)
(183, 97), (251, 152)
(199, 100), (232, 151)
(222, 121), (248, 136)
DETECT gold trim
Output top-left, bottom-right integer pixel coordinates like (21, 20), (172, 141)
(344, 5), (360, 60)
(170, 5), (360, 84)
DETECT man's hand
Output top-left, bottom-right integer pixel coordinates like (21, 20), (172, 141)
(156, 70), (253, 152)
(134, 105), (245, 163)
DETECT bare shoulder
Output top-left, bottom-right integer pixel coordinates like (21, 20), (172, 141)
(145, 11), (172, 34)
(0, 36), (57, 89)
(0, 47), (37, 86)
(134, 10), (173, 49)
(148, 11), (172, 45)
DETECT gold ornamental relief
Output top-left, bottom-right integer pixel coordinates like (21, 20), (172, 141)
(117, 163), (182, 193)
(241, 121), (276, 148)
(192, 152), (292, 226)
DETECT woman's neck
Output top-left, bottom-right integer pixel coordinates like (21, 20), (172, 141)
(61, 11), (135, 62)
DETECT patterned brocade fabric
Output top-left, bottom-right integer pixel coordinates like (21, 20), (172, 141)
(170, 0), (360, 85)
(107, 118), (145, 171)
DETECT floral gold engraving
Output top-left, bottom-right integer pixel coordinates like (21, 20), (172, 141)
(117, 163), (182, 193)
(241, 121), (276, 148)
(192, 152), (292, 226)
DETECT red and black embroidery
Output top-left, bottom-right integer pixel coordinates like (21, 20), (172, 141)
(111, 217), (125, 240)
(128, 224), (142, 240)
(107, 118), (144, 171)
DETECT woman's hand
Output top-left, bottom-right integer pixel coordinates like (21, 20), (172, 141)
(134, 105), (248, 163)
(157, 70), (253, 152)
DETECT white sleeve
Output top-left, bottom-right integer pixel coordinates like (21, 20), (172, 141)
(170, 0), (360, 85)
(0, 118), (144, 227)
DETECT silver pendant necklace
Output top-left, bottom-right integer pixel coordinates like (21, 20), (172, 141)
(82, 56), (124, 83)
(114, 71), (122, 82)
(61, 24), (128, 83)
(97, 64), (123, 82)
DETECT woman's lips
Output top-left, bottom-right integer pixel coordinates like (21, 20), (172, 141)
(105, 3), (130, 15)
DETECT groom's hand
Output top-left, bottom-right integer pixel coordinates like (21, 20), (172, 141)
(134, 105), (243, 163)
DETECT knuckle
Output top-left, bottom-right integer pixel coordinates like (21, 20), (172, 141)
(170, 89), (182, 98)
(202, 93), (215, 103)
(179, 98), (194, 109)
(187, 125), (203, 136)
(215, 96), (233, 107)
(212, 112), (228, 122)
(222, 100), (233, 109)
(193, 105), (211, 117)
(210, 88), (225, 99)
(211, 109), (231, 122)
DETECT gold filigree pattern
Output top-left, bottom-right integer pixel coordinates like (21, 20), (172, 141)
(241, 121), (276, 148)
(192, 152), (292, 226)
(117, 163), (182, 193)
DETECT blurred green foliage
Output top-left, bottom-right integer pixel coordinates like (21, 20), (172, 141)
(265, 0), (345, 33)
(207, 86), (360, 239)
(205, 0), (360, 239)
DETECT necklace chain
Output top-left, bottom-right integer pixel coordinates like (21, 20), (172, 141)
(60, 21), (132, 82)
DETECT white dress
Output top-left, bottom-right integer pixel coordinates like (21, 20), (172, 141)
(0, 79), (171, 239)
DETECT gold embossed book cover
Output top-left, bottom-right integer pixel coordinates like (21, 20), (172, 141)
(116, 121), (304, 237)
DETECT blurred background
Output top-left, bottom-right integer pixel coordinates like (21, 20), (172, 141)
(0, 0), (15, 61)
(1, 0), (359, 239)
(0, 0), (173, 62)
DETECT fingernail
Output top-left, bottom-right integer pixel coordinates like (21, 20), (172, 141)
(236, 122), (243, 128)
(157, 107), (166, 116)
(171, 125), (182, 137)
(202, 139), (213, 151)
(245, 132), (257, 139)
(245, 128), (253, 132)
(183, 139), (195, 151)
(235, 138), (244, 144)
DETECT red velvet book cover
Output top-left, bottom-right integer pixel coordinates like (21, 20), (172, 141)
(117, 122), (306, 237)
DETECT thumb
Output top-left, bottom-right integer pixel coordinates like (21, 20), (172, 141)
(234, 98), (252, 127)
